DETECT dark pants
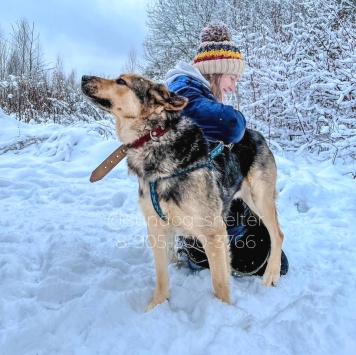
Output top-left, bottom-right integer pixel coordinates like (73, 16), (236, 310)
(178, 199), (289, 276)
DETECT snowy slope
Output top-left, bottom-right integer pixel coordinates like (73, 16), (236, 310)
(1, 110), (356, 355)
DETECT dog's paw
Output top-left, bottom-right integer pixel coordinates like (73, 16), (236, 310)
(262, 265), (280, 287)
(146, 294), (169, 312)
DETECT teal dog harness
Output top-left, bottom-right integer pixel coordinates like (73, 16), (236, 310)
(149, 142), (224, 221)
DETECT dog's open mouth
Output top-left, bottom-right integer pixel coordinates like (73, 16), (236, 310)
(81, 80), (112, 109)
(82, 90), (112, 109)
(90, 96), (112, 109)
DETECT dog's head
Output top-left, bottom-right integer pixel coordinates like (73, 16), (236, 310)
(81, 73), (188, 141)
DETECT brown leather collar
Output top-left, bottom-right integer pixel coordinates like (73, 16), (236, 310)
(90, 126), (170, 183)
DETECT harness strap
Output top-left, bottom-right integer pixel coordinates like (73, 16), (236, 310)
(149, 181), (167, 221)
(149, 142), (224, 221)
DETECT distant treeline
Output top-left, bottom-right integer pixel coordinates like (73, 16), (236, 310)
(1, 0), (355, 163)
(0, 19), (108, 125)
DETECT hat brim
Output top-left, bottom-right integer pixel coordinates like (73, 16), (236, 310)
(194, 58), (245, 76)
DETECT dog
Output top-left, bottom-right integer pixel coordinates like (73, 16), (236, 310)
(81, 73), (284, 311)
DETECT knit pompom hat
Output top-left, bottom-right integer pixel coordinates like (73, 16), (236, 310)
(193, 24), (244, 77)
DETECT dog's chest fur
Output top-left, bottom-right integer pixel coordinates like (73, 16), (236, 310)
(125, 115), (251, 217)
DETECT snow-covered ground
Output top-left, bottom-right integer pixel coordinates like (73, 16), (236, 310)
(1, 110), (356, 355)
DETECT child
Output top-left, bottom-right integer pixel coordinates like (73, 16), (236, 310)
(165, 23), (288, 276)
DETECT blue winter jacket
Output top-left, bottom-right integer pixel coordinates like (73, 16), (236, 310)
(167, 75), (246, 144)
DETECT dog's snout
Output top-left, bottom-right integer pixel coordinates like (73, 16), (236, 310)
(81, 75), (92, 84)
(81, 75), (97, 98)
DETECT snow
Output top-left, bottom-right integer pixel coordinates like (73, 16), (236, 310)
(1, 110), (356, 354)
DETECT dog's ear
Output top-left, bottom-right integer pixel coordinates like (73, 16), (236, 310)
(151, 84), (188, 111)
(164, 91), (188, 111)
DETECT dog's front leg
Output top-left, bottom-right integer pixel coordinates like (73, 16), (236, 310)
(167, 231), (178, 264)
(146, 223), (170, 312)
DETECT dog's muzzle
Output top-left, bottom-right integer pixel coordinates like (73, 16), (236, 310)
(81, 76), (112, 109)
(81, 75), (93, 84)
(81, 75), (94, 95)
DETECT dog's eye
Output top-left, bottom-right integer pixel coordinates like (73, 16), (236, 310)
(116, 78), (126, 85)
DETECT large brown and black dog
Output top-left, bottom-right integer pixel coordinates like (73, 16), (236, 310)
(82, 73), (284, 311)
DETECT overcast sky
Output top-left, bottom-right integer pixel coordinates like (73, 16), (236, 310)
(0, 0), (149, 78)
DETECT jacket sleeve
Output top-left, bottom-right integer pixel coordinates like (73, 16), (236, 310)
(176, 86), (246, 144)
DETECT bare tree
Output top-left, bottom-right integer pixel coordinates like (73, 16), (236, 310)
(8, 19), (46, 77)
(66, 68), (77, 87)
(122, 46), (141, 73)
(0, 28), (10, 79)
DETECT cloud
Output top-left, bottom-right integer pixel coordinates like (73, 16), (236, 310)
(0, 0), (148, 77)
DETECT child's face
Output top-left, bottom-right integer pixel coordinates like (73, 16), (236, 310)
(219, 74), (238, 96)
